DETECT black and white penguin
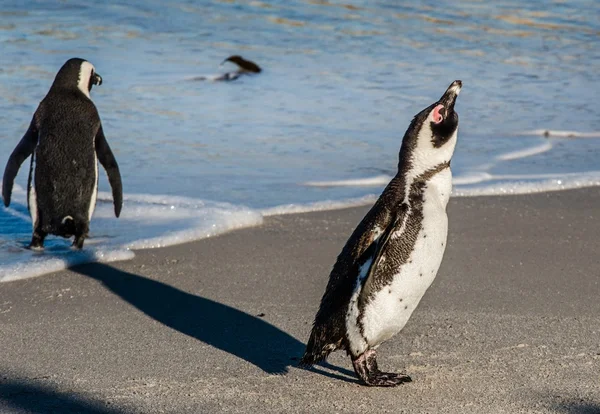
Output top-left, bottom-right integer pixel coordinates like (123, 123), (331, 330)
(301, 80), (463, 387)
(2, 58), (123, 250)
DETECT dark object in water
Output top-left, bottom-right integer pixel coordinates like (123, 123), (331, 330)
(222, 55), (262, 73)
(192, 55), (262, 82)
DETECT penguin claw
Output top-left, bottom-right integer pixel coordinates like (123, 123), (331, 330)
(366, 372), (412, 387)
(352, 350), (412, 387)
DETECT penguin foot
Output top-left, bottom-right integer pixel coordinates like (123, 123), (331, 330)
(29, 231), (46, 251)
(72, 235), (85, 250)
(352, 349), (412, 387)
(365, 371), (412, 387)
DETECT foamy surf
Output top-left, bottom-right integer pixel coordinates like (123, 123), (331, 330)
(261, 194), (378, 216)
(298, 171), (600, 195)
(3, 170), (600, 283)
(302, 175), (392, 188)
(520, 130), (600, 138)
(453, 171), (600, 196)
(496, 141), (553, 161)
(0, 187), (263, 283)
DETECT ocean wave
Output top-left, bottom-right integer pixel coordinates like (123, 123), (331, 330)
(519, 130), (600, 138)
(453, 172), (600, 196)
(261, 194), (377, 216)
(496, 141), (553, 161)
(3, 170), (600, 283)
(0, 188), (263, 283)
(302, 175), (392, 187)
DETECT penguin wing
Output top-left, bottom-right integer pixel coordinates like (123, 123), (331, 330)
(2, 116), (38, 207)
(358, 203), (410, 304)
(302, 201), (406, 362)
(95, 125), (123, 217)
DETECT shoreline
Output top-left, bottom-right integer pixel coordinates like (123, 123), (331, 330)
(4, 183), (600, 284)
(1, 188), (599, 413)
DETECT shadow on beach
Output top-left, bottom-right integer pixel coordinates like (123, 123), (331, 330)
(550, 399), (600, 414)
(0, 377), (124, 414)
(70, 262), (357, 382)
(72, 262), (303, 375)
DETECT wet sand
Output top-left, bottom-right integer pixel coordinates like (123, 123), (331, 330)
(1, 189), (599, 413)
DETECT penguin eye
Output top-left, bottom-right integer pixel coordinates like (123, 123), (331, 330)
(432, 104), (444, 124)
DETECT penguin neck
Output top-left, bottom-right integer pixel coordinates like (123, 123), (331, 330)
(76, 61), (95, 99)
(396, 128), (457, 204)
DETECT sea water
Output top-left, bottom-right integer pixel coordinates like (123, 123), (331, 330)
(1, 0), (599, 281)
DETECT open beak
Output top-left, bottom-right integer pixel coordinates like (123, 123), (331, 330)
(439, 80), (461, 112)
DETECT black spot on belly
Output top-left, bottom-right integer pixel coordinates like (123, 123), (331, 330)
(388, 289), (392, 294)
(399, 298), (403, 302)
(404, 305), (408, 310)
(423, 234), (427, 238)
(419, 273), (423, 277)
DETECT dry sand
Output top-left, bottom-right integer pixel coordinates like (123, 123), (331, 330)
(1, 189), (599, 413)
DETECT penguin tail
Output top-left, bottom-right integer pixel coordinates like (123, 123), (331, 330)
(58, 215), (87, 238)
(60, 216), (76, 237)
(299, 329), (337, 367)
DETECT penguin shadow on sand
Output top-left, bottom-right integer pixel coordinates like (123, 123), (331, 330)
(0, 375), (122, 414)
(71, 262), (357, 382)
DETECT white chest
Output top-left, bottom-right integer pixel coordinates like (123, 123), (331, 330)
(360, 170), (452, 348)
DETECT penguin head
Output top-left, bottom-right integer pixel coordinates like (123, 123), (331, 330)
(51, 58), (102, 98)
(399, 80), (462, 172)
(221, 55), (262, 73)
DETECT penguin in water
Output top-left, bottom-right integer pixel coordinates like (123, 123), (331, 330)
(300, 80), (463, 387)
(193, 55), (261, 82)
(2, 58), (123, 250)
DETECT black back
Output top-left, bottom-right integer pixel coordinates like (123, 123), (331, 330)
(33, 63), (101, 233)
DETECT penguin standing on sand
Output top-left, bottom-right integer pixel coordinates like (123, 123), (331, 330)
(301, 80), (463, 387)
(2, 58), (123, 250)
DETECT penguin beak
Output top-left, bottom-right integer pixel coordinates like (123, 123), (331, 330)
(92, 73), (103, 86)
(438, 80), (461, 113)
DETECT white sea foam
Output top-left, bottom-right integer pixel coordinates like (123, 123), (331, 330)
(303, 175), (392, 187)
(0, 188), (263, 283)
(261, 194), (378, 216)
(452, 171), (600, 196)
(496, 141), (553, 161)
(0, 249), (135, 283)
(452, 172), (494, 185)
(3, 169), (600, 283)
(520, 130), (600, 138)
(186, 74), (226, 82)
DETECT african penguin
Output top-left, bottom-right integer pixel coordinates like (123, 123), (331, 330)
(300, 80), (463, 387)
(2, 57), (123, 250)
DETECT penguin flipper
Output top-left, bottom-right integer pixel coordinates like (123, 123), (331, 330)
(301, 198), (403, 364)
(358, 203), (409, 306)
(2, 117), (38, 207)
(95, 125), (123, 217)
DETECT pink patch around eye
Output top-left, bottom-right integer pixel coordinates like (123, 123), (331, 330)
(432, 104), (444, 124)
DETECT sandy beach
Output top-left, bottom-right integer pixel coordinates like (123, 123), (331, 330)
(1, 188), (599, 414)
